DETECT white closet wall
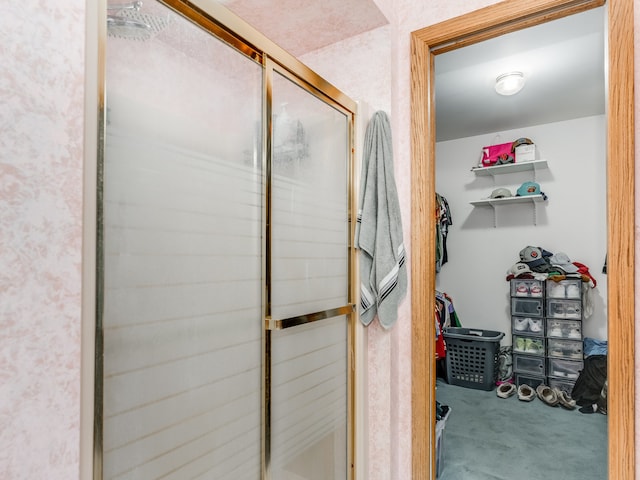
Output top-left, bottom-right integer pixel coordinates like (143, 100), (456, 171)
(435, 114), (607, 342)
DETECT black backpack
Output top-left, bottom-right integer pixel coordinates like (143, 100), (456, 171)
(571, 355), (607, 406)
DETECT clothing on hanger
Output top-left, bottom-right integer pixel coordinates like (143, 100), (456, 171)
(436, 193), (453, 272)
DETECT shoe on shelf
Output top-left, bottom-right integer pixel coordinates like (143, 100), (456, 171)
(555, 388), (577, 409)
(529, 318), (543, 333)
(514, 317), (530, 332)
(568, 328), (581, 339)
(549, 344), (563, 356)
(517, 384), (536, 402)
(524, 338), (535, 353)
(516, 282), (529, 296)
(548, 282), (566, 298)
(536, 385), (560, 407)
(526, 338), (543, 354)
(497, 383), (517, 399)
(515, 337), (527, 352)
(566, 283), (581, 299)
(530, 283), (543, 297)
(548, 322), (563, 337)
(551, 304), (566, 318)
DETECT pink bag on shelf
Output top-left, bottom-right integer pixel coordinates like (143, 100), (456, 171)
(481, 142), (514, 167)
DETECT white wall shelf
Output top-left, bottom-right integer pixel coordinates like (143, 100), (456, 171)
(469, 194), (546, 207)
(470, 194), (547, 227)
(471, 159), (548, 177)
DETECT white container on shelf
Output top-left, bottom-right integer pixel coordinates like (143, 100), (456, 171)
(515, 144), (536, 162)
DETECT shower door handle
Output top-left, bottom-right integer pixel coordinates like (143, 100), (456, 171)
(265, 304), (355, 330)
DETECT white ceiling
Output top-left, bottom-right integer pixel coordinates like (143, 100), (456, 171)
(435, 6), (606, 141)
(209, 2), (605, 143)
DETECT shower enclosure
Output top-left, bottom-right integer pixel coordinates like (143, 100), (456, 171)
(97, 1), (357, 479)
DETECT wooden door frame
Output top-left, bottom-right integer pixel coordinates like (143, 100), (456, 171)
(410, 0), (635, 478)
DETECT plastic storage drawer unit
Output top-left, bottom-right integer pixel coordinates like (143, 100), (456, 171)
(511, 279), (544, 297)
(513, 353), (546, 377)
(511, 297), (544, 317)
(436, 406), (451, 479)
(548, 377), (576, 396)
(512, 334), (545, 356)
(546, 278), (582, 299)
(512, 316), (544, 336)
(548, 358), (583, 379)
(546, 298), (582, 319)
(547, 338), (583, 360)
(546, 319), (582, 339)
(443, 328), (505, 391)
(515, 373), (545, 390)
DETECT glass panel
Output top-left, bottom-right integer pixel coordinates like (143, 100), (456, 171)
(270, 72), (350, 320)
(102, 2), (262, 479)
(270, 316), (348, 479)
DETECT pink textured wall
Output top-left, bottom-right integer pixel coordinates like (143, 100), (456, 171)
(1, 1), (638, 480)
(0, 1), (85, 479)
(306, 0), (640, 479)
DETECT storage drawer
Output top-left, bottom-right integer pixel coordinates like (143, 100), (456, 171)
(545, 318), (582, 340)
(514, 373), (545, 390)
(547, 358), (583, 379)
(511, 279), (544, 298)
(546, 298), (582, 319)
(546, 278), (582, 299)
(512, 316), (544, 336)
(512, 335), (545, 356)
(548, 377), (576, 396)
(547, 338), (583, 360)
(511, 297), (544, 317)
(513, 353), (546, 376)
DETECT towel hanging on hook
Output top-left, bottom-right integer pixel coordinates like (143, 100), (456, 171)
(355, 111), (407, 329)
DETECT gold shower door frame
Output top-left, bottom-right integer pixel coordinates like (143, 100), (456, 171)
(94, 1), (359, 478)
(262, 57), (358, 479)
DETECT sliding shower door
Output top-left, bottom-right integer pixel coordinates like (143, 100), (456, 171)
(101, 3), (263, 478)
(267, 67), (352, 479)
(99, 1), (355, 479)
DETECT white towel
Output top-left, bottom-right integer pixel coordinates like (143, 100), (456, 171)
(355, 111), (407, 329)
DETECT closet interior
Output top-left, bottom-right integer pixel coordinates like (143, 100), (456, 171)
(432, 6), (609, 480)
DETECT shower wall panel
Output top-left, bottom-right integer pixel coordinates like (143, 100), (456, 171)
(102, 3), (262, 479)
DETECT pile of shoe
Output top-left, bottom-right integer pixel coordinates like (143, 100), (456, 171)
(496, 382), (577, 410)
(535, 384), (577, 409)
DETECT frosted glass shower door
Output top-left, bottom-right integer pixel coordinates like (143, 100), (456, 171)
(101, 3), (263, 479)
(269, 69), (351, 480)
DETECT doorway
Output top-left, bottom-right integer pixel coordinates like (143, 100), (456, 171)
(410, 0), (634, 478)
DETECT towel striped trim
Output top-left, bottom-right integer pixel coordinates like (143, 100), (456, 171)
(378, 244), (406, 303)
(360, 283), (374, 312)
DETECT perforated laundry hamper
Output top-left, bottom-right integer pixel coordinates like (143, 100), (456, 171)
(443, 327), (505, 390)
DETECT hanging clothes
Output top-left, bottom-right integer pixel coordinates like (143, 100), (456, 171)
(355, 111), (407, 329)
(436, 193), (453, 272)
(435, 290), (461, 360)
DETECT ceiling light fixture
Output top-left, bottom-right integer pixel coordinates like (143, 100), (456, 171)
(495, 71), (526, 96)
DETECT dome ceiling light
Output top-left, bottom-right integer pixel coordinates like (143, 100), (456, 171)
(495, 71), (526, 96)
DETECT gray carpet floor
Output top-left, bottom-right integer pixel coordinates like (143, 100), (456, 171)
(436, 378), (607, 480)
